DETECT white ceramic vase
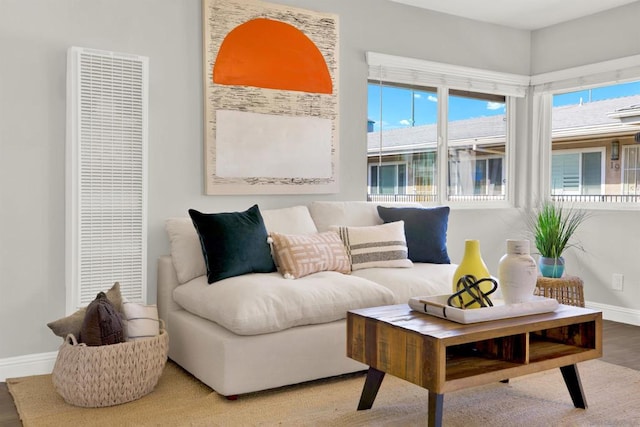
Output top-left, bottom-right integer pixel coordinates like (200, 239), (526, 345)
(498, 239), (538, 304)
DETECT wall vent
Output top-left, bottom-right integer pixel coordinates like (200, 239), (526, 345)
(66, 47), (149, 312)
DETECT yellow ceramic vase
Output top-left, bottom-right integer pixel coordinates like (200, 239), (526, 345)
(451, 239), (493, 308)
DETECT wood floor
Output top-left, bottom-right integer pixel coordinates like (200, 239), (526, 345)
(1, 319), (638, 425)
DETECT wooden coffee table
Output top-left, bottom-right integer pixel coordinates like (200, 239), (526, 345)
(347, 303), (602, 427)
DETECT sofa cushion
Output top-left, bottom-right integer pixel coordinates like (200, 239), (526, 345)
(270, 231), (350, 279)
(165, 217), (206, 284)
(377, 205), (451, 264)
(309, 201), (382, 232)
(309, 201), (421, 232)
(330, 221), (412, 270)
(352, 262), (458, 304)
(166, 206), (316, 285)
(261, 205), (318, 235)
(189, 205), (276, 283)
(172, 272), (395, 335)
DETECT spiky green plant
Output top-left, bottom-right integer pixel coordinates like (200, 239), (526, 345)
(530, 202), (588, 258)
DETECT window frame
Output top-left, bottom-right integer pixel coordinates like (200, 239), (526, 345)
(367, 52), (529, 208)
(531, 53), (640, 210)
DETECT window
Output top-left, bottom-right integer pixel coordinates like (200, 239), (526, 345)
(368, 83), (510, 203)
(366, 52), (527, 206)
(623, 145), (640, 196)
(448, 92), (506, 201)
(369, 163), (407, 195)
(367, 83), (438, 202)
(551, 150), (603, 196)
(547, 79), (640, 204)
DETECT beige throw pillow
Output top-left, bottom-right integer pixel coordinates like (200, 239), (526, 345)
(47, 282), (123, 339)
(270, 231), (351, 279)
(330, 221), (413, 271)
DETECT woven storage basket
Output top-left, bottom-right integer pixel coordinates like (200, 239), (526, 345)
(52, 324), (169, 408)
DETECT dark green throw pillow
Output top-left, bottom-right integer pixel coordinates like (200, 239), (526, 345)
(377, 205), (451, 264)
(189, 204), (276, 283)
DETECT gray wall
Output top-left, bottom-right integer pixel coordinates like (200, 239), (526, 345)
(0, 0), (636, 360)
(531, 1), (640, 74)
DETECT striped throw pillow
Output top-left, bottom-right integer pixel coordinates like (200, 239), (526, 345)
(331, 221), (413, 271)
(270, 231), (351, 279)
(122, 300), (160, 341)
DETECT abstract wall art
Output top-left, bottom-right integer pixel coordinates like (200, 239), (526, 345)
(203, 0), (339, 194)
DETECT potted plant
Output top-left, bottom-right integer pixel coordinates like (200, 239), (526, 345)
(529, 201), (588, 278)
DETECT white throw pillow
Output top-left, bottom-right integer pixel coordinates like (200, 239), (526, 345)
(165, 217), (206, 284)
(122, 300), (160, 341)
(330, 221), (413, 271)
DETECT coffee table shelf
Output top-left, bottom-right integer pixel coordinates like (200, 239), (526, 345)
(347, 303), (602, 427)
(529, 339), (593, 362)
(445, 357), (521, 381)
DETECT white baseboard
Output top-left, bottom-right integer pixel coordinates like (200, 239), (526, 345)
(0, 351), (58, 382)
(0, 301), (637, 381)
(585, 300), (640, 326)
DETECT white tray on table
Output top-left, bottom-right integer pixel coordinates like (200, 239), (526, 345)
(408, 294), (559, 324)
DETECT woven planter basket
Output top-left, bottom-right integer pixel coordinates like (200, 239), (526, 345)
(52, 324), (169, 408)
(534, 275), (585, 307)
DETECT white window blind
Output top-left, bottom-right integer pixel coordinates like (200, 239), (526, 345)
(66, 47), (149, 313)
(531, 54), (640, 95)
(366, 52), (529, 98)
(552, 153), (580, 194)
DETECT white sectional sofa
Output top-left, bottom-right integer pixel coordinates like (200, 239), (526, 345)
(157, 201), (457, 397)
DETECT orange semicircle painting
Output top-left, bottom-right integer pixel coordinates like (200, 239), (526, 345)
(213, 18), (333, 94)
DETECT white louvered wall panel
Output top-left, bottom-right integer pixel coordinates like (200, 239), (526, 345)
(66, 47), (149, 312)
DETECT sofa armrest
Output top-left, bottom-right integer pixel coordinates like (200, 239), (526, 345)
(157, 255), (183, 329)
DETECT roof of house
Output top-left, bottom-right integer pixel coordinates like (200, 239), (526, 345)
(368, 94), (640, 152)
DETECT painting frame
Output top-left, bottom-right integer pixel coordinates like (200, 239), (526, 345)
(202, 0), (340, 195)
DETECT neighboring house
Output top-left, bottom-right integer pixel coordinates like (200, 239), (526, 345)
(368, 94), (640, 201)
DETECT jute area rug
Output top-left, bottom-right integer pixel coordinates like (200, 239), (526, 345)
(7, 359), (640, 426)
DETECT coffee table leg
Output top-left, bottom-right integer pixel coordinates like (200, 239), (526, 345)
(357, 367), (385, 410)
(560, 364), (587, 409)
(428, 391), (444, 427)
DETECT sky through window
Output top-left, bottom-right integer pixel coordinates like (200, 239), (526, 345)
(368, 80), (640, 132)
